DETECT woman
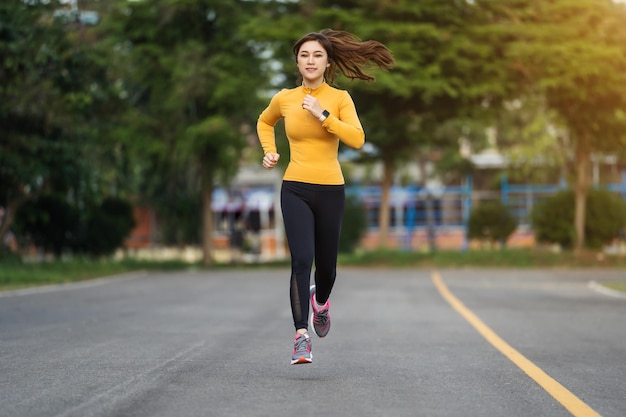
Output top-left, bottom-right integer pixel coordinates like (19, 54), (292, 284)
(257, 29), (394, 365)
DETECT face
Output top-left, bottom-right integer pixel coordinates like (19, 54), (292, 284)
(296, 40), (330, 85)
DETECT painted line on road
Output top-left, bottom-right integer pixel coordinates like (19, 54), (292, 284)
(588, 280), (626, 299)
(54, 339), (207, 417)
(432, 271), (602, 417)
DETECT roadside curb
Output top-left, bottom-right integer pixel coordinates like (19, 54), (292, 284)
(588, 280), (626, 299)
(0, 270), (148, 298)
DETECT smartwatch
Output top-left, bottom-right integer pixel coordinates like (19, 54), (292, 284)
(319, 110), (330, 122)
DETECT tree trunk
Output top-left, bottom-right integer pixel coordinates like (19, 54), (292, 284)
(377, 159), (394, 248)
(573, 138), (590, 252)
(416, 157), (437, 252)
(201, 173), (214, 266)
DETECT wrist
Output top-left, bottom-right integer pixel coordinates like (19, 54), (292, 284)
(318, 109), (330, 122)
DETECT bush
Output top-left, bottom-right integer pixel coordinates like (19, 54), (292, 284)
(531, 190), (575, 248)
(531, 188), (626, 249)
(339, 194), (368, 254)
(77, 197), (136, 257)
(467, 199), (518, 246)
(585, 188), (626, 248)
(14, 194), (80, 257)
(0, 248), (22, 264)
(14, 195), (136, 258)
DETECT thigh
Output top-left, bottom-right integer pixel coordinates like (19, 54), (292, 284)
(313, 187), (345, 264)
(281, 182), (315, 264)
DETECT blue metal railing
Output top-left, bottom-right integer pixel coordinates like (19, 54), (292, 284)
(346, 171), (626, 248)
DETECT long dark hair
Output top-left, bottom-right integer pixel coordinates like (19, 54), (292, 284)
(292, 29), (395, 85)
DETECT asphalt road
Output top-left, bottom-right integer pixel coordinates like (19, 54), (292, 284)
(0, 268), (624, 417)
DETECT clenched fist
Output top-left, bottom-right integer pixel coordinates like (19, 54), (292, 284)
(262, 153), (280, 170)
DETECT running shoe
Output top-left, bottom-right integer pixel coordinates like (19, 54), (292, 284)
(310, 285), (331, 338)
(291, 333), (313, 365)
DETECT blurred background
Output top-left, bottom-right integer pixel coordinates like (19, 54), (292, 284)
(2, 0), (626, 266)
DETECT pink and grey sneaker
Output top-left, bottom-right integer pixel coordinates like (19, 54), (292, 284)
(309, 285), (331, 338)
(291, 333), (313, 365)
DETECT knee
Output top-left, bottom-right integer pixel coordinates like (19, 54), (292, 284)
(291, 256), (313, 275)
(315, 266), (336, 280)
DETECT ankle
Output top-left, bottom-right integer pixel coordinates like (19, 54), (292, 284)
(314, 297), (329, 311)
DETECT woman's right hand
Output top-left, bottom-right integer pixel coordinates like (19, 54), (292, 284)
(262, 153), (280, 170)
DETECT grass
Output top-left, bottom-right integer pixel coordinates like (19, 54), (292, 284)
(1, 248), (625, 292)
(339, 247), (626, 269)
(0, 258), (194, 291)
(604, 282), (626, 292)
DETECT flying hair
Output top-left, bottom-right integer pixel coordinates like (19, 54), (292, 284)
(292, 29), (395, 85)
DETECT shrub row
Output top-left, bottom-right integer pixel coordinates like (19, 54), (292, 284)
(469, 188), (626, 249)
(12, 188), (624, 259)
(13, 195), (135, 258)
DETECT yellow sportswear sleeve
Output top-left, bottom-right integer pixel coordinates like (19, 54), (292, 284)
(256, 83), (365, 185)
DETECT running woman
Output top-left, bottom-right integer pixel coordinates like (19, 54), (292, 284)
(257, 29), (394, 364)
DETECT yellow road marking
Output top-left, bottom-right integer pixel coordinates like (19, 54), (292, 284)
(431, 271), (602, 417)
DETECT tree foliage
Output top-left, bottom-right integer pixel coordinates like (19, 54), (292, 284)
(0, 1), (118, 252)
(484, 0), (626, 250)
(247, 0), (505, 248)
(4, 0), (626, 260)
(102, 0), (267, 263)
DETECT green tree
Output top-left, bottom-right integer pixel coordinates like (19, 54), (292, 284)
(0, 2), (114, 253)
(493, 93), (567, 184)
(104, 0), (266, 264)
(488, 0), (626, 251)
(355, 2), (510, 246)
(249, 0), (506, 248)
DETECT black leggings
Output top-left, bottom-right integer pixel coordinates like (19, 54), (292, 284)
(281, 181), (345, 331)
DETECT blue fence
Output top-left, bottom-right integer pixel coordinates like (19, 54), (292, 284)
(347, 171), (626, 241)
(212, 171), (626, 251)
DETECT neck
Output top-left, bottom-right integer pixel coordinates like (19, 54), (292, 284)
(302, 79), (325, 89)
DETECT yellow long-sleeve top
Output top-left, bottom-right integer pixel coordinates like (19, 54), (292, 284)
(257, 82), (365, 185)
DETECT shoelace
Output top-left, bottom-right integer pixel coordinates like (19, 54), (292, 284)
(314, 309), (329, 325)
(294, 336), (310, 353)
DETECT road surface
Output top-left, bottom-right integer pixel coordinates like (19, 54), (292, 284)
(1, 268), (624, 417)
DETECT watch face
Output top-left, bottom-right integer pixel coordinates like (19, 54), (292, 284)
(323, 110), (330, 117)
